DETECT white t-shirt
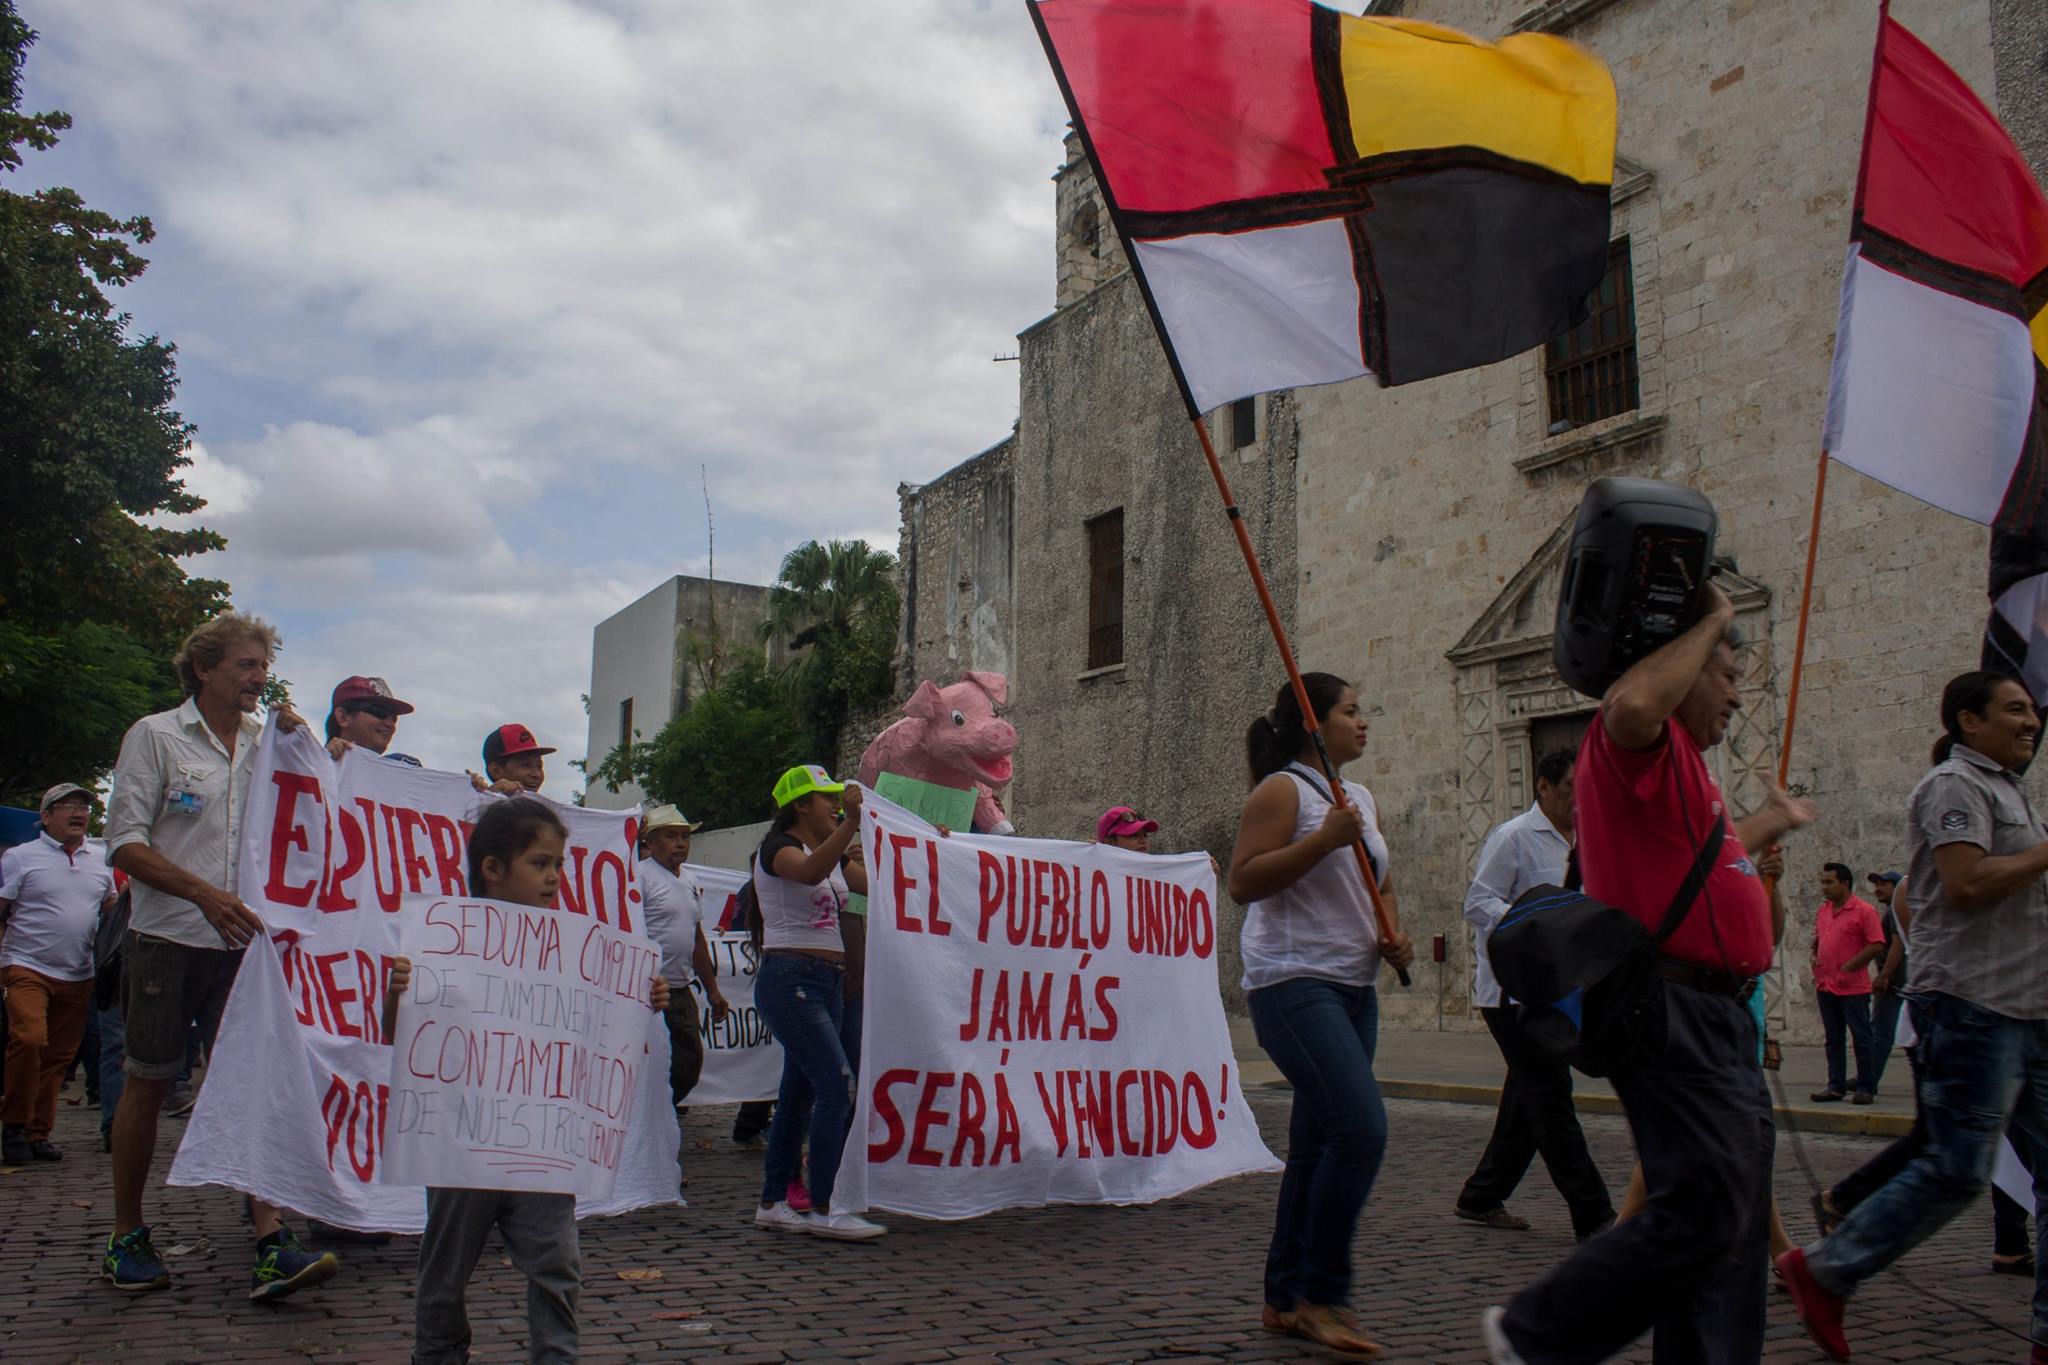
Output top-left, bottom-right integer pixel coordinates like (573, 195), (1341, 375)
(1240, 764), (1390, 992)
(0, 832), (117, 981)
(638, 858), (705, 986)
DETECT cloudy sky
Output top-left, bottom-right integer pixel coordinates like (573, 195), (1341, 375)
(18, 0), (1069, 796)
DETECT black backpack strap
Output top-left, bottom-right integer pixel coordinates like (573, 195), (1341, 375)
(1647, 812), (1727, 949)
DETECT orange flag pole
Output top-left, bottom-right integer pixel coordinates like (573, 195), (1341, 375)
(1777, 447), (1831, 790)
(1187, 415), (1410, 986)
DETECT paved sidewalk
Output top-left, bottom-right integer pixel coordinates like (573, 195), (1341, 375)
(1233, 1020), (1918, 1138)
(2, 1070), (2033, 1362)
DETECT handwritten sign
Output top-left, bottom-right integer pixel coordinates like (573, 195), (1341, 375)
(833, 790), (1278, 1219)
(384, 896), (663, 1197)
(683, 864), (783, 1104)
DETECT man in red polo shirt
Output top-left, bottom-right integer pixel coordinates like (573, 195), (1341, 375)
(1809, 862), (1885, 1105)
(1485, 583), (1817, 1365)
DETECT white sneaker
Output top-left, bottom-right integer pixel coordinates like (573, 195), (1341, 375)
(1481, 1307), (1527, 1365)
(753, 1202), (806, 1233)
(801, 1211), (886, 1242)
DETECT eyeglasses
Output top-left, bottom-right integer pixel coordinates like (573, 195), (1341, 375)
(47, 797), (92, 813)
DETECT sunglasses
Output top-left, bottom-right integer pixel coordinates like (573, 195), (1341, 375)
(349, 703), (402, 720)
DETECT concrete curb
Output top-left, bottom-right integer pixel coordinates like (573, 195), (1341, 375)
(1256, 1076), (1913, 1139)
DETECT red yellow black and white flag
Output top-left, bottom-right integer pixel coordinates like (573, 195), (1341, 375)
(1028, 0), (1618, 415)
(1819, 14), (2048, 695)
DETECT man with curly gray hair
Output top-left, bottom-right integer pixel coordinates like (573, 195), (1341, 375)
(99, 611), (342, 1301)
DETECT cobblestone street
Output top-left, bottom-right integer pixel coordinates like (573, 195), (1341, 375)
(1, 1077), (2036, 1363)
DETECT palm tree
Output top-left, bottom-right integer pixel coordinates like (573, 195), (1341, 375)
(761, 539), (898, 652)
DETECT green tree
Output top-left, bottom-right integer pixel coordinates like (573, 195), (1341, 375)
(590, 653), (806, 829)
(760, 538), (900, 763)
(0, 3), (226, 806)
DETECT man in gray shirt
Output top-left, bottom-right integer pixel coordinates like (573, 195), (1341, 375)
(1783, 671), (2048, 1360)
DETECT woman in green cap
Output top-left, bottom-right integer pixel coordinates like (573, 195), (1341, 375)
(749, 765), (885, 1241)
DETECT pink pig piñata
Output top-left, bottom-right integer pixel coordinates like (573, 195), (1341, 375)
(858, 671), (1017, 834)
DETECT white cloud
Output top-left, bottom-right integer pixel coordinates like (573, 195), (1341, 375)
(26, 0), (1070, 796)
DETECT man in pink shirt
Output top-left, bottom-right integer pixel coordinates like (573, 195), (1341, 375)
(1809, 862), (1885, 1105)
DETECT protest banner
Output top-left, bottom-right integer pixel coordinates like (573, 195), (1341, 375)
(834, 790), (1280, 1219)
(168, 721), (681, 1229)
(382, 895), (665, 1198)
(682, 863), (782, 1104)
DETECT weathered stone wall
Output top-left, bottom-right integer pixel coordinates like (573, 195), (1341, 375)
(1291, 0), (2009, 1041)
(1009, 260), (1301, 1013)
(897, 436), (1016, 695)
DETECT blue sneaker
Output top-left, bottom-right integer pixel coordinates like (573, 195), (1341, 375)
(249, 1227), (340, 1302)
(103, 1226), (171, 1292)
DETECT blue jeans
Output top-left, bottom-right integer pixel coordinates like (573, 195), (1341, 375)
(1248, 977), (1387, 1310)
(1869, 990), (1904, 1094)
(1807, 991), (2048, 1344)
(755, 954), (852, 1210)
(840, 993), (864, 1087)
(1818, 991), (1876, 1094)
(96, 1004), (126, 1137)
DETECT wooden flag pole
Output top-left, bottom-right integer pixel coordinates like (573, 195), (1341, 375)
(1777, 447), (1831, 789)
(1188, 415), (1411, 986)
(1026, 5), (1406, 982)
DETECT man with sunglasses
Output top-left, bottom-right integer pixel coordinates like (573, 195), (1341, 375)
(323, 676), (421, 767)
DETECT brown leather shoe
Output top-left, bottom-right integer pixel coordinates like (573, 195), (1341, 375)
(1290, 1304), (1384, 1358)
(1456, 1203), (1533, 1231)
(1261, 1303), (1297, 1333)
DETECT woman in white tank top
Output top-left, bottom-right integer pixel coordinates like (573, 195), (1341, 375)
(1227, 673), (1414, 1358)
(748, 764), (886, 1243)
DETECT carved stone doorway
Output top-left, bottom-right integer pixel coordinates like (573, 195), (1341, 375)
(1446, 516), (1785, 1031)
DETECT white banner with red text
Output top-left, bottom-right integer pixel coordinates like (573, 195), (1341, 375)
(683, 863), (784, 1104)
(833, 790), (1279, 1219)
(167, 722), (681, 1229)
(383, 896), (667, 1199)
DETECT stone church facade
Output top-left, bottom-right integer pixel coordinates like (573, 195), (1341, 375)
(894, 0), (2048, 1041)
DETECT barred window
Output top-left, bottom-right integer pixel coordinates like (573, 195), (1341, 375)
(1545, 238), (1640, 429)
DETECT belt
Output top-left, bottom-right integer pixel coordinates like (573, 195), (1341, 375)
(1653, 957), (1754, 1001)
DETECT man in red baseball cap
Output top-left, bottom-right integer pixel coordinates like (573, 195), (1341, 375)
(323, 677), (420, 767)
(473, 725), (556, 795)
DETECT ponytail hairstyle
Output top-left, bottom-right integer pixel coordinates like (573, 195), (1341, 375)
(467, 797), (569, 895)
(1933, 670), (2025, 765)
(1245, 672), (1352, 787)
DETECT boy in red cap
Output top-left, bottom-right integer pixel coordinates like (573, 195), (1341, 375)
(472, 725), (555, 795)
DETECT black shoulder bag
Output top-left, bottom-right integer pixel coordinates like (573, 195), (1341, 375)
(1486, 815), (1725, 1077)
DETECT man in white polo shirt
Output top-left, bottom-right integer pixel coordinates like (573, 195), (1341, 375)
(0, 783), (118, 1165)
(639, 804), (730, 1112)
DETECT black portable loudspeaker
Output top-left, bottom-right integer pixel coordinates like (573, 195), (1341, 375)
(1552, 478), (1719, 699)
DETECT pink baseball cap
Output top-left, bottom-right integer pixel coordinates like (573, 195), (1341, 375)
(1096, 806), (1159, 841)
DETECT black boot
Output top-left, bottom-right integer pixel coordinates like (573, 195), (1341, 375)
(2, 1124), (31, 1165)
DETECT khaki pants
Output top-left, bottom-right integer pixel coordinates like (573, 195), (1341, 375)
(3, 966), (93, 1140)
